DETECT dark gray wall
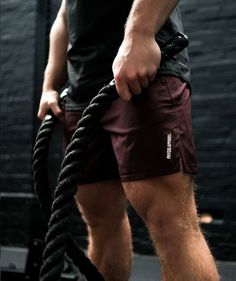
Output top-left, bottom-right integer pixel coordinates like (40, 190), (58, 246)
(0, 0), (38, 246)
(182, 0), (236, 259)
(0, 0), (236, 260)
(0, 1), (36, 193)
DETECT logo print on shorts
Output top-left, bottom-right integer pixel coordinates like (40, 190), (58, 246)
(167, 133), (172, 159)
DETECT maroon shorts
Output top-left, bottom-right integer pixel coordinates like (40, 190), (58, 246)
(63, 75), (197, 184)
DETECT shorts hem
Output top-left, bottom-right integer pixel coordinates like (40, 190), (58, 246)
(120, 167), (197, 182)
(74, 166), (197, 185)
(77, 176), (120, 185)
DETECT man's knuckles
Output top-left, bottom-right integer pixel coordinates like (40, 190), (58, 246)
(149, 65), (158, 75)
(48, 98), (58, 107)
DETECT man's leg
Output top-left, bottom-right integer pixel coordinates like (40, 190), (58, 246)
(75, 180), (132, 281)
(123, 172), (220, 281)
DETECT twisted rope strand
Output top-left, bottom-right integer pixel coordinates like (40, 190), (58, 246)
(33, 115), (58, 222)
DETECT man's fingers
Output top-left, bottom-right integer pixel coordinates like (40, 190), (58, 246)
(115, 75), (150, 99)
(37, 90), (63, 121)
(49, 101), (64, 121)
(37, 101), (63, 121)
(147, 67), (157, 83)
(139, 76), (149, 89)
(115, 77), (132, 101)
(37, 108), (47, 121)
(128, 79), (142, 95)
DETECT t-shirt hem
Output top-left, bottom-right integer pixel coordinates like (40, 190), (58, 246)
(65, 71), (191, 111)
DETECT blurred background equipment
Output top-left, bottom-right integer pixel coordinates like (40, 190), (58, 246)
(0, 0), (236, 280)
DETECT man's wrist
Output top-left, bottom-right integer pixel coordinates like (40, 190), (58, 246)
(124, 27), (155, 40)
(42, 82), (56, 93)
(43, 71), (61, 92)
(42, 82), (59, 93)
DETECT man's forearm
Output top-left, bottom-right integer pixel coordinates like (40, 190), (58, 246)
(125, 0), (179, 38)
(43, 8), (68, 92)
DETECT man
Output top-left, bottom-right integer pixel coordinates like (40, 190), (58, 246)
(38, 0), (220, 280)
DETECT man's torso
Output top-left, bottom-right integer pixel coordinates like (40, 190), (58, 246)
(66, 0), (190, 103)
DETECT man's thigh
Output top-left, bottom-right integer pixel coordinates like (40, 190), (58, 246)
(75, 180), (127, 227)
(122, 172), (198, 227)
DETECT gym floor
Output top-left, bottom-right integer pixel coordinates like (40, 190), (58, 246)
(130, 255), (236, 281)
(1, 254), (235, 280)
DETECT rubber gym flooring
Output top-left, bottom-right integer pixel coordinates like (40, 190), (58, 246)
(74, 254), (236, 281)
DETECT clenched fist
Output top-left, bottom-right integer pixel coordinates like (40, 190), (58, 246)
(112, 35), (161, 101)
(37, 90), (63, 121)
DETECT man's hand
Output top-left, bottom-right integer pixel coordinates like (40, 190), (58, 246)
(112, 35), (161, 101)
(112, 0), (179, 100)
(37, 90), (63, 121)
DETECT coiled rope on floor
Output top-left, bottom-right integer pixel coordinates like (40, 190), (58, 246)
(33, 33), (189, 281)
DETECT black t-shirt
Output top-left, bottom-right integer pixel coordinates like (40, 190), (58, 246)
(66, 0), (190, 105)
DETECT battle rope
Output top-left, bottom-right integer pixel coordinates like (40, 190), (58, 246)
(33, 33), (189, 281)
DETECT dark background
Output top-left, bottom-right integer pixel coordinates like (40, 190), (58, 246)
(1, 0), (236, 261)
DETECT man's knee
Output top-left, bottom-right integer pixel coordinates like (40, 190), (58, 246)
(82, 205), (127, 231)
(146, 196), (199, 248)
(146, 210), (200, 244)
(123, 173), (199, 242)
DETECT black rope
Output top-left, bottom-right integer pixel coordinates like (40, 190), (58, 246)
(33, 114), (58, 222)
(33, 33), (189, 281)
(33, 85), (117, 281)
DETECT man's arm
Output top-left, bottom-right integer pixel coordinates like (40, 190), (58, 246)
(37, 0), (68, 120)
(112, 0), (179, 101)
